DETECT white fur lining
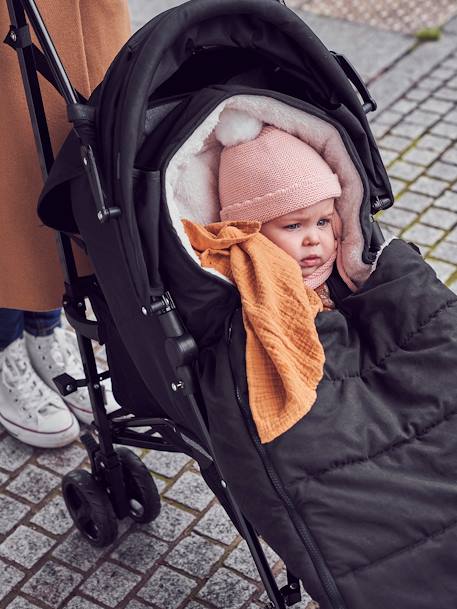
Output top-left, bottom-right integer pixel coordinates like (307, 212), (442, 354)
(164, 95), (373, 289)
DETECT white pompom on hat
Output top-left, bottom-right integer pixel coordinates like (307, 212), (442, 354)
(215, 108), (342, 223)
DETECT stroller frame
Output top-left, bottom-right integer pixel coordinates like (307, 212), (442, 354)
(4, 1), (300, 607)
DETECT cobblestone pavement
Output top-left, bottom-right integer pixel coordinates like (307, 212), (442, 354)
(2, 2), (457, 609)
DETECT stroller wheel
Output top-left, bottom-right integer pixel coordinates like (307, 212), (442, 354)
(116, 447), (161, 523)
(62, 469), (118, 547)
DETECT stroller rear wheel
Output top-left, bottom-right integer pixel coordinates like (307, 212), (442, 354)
(62, 469), (118, 547)
(116, 447), (161, 523)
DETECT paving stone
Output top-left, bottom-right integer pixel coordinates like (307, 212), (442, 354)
(138, 565), (197, 609)
(374, 110), (402, 127)
(378, 148), (398, 166)
(52, 530), (106, 572)
(224, 540), (279, 581)
(430, 241), (457, 265)
(198, 567), (257, 609)
(388, 161), (423, 181)
(36, 444), (87, 475)
(0, 436), (33, 472)
(416, 78), (444, 93)
(434, 190), (457, 211)
(390, 99), (417, 115)
(0, 525), (55, 568)
(395, 191), (433, 213)
(164, 471), (214, 511)
(65, 598), (104, 609)
(0, 471), (8, 485)
(22, 561), (82, 608)
(0, 559), (24, 602)
(0, 495), (30, 534)
(259, 575), (314, 609)
(406, 88), (430, 102)
(427, 161), (457, 182)
(403, 109), (440, 129)
(143, 450), (191, 478)
(6, 465), (60, 504)
(30, 495), (73, 535)
(402, 146), (441, 167)
(420, 207), (457, 230)
(420, 98), (454, 115)
(432, 67), (456, 81)
(184, 603), (207, 609)
(445, 109), (457, 125)
(442, 147), (457, 165)
(377, 222), (402, 238)
(431, 121), (457, 140)
(409, 176), (448, 197)
(391, 122), (427, 140)
(80, 562), (141, 607)
(166, 532), (225, 578)
(424, 258), (456, 283)
(379, 207), (417, 229)
(448, 279), (457, 294)
(416, 133), (451, 153)
(447, 226), (457, 243)
(144, 500), (195, 541)
(194, 504), (239, 545)
(434, 86), (457, 102)
(125, 602), (150, 609)
(388, 178), (407, 198)
(379, 134), (411, 153)
(5, 598), (41, 609)
(370, 122), (391, 140)
(110, 530), (168, 571)
(401, 224), (445, 246)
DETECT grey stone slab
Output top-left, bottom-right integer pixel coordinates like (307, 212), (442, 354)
(379, 207), (417, 229)
(0, 559), (24, 602)
(388, 161), (424, 181)
(405, 109), (440, 128)
(52, 530), (106, 572)
(379, 134), (411, 153)
(403, 147), (442, 166)
(6, 465), (60, 504)
(198, 567), (257, 609)
(110, 531), (168, 571)
(143, 449), (191, 478)
(65, 598), (104, 609)
(184, 603), (207, 609)
(406, 88), (431, 102)
(370, 122), (391, 140)
(5, 598), (41, 609)
(421, 207), (457, 229)
(0, 525), (55, 568)
(290, 10), (413, 83)
(0, 495), (30, 534)
(0, 435), (33, 472)
(389, 178), (408, 198)
(443, 109), (457, 125)
(424, 258), (456, 282)
(125, 602), (150, 609)
(416, 76), (446, 92)
(390, 191), (433, 213)
(165, 533), (225, 578)
(446, 226), (457, 242)
(430, 241), (457, 264)
(138, 565), (197, 609)
(390, 99), (418, 115)
(22, 561), (82, 608)
(164, 471), (214, 511)
(431, 121), (457, 140)
(410, 176), (448, 197)
(370, 36), (457, 111)
(433, 85), (457, 101)
(417, 133), (452, 153)
(0, 471), (8, 485)
(442, 147), (457, 165)
(224, 540), (279, 581)
(143, 500), (195, 541)
(401, 224), (445, 246)
(427, 161), (457, 182)
(391, 121), (427, 140)
(444, 16), (457, 34)
(194, 503), (239, 545)
(378, 148), (399, 166)
(420, 98), (455, 115)
(373, 110), (402, 127)
(36, 444), (86, 475)
(30, 495), (73, 535)
(80, 562), (141, 607)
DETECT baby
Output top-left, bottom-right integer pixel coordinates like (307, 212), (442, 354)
(215, 110), (341, 309)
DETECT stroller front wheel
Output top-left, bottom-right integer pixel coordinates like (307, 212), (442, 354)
(116, 447), (161, 523)
(62, 469), (118, 547)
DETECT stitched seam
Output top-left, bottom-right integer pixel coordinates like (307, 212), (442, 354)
(309, 406), (457, 478)
(322, 298), (457, 383)
(339, 516), (457, 579)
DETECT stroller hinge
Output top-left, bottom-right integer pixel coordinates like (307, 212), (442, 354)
(372, 195), (393, 213)
(4, 24), (32, 50)
(80, 144), (121, 223)
(279, 571), (302, 607)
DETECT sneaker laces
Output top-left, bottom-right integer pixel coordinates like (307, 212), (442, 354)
(1, 340), (62, 416)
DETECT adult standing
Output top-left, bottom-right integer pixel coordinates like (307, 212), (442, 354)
(0, 0), (131, 447)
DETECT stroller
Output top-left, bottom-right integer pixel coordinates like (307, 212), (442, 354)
(6, 0), (457, 608)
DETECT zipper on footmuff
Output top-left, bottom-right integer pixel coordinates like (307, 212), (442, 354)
(226, 311), (347, 609)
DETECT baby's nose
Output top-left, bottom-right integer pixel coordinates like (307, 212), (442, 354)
(303, 231), (319, 245)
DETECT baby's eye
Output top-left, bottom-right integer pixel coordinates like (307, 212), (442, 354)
(317, 218), (330, 227)
(284, 223), (301, 230)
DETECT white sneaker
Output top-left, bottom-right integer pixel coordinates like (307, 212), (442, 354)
(25, 327), (120, 425)
(0, 337), (80, 448)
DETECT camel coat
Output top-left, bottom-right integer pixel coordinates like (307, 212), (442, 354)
(0, 1), (131, 311)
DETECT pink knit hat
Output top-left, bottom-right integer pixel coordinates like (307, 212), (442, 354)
(216, 109), (342, 222)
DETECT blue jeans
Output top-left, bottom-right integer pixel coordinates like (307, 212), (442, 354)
(0, 308), (61, 350)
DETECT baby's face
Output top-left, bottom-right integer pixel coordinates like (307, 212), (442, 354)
(260, 198), (337, 279)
